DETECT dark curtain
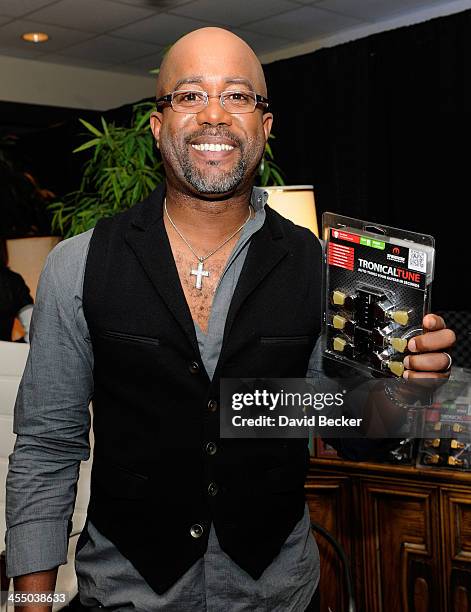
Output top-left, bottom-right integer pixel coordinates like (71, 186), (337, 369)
(0, 100), (138, 238)
(264, 9), (471, 311)
(0, 100), (103, 237)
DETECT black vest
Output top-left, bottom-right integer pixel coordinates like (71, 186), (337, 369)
(82, 185), (323, 594)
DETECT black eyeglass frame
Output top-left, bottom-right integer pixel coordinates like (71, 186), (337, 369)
(155, 89), (270, 114)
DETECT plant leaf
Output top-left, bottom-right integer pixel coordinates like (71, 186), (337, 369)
(78, 118), (103, 137)
(73, 138), (102, 153)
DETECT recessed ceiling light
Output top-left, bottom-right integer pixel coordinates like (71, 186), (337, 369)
(21, 32), (49, 43)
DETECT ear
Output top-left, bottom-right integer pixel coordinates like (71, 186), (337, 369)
(150, 111), (163, 148)
(262, 112), (273, 142)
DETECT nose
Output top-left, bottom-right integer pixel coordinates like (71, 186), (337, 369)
(196, 95), (232, 126)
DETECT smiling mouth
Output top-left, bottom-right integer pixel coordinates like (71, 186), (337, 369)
(191, 143), (235, 152)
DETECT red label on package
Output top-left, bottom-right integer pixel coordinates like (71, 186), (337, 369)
(328, 242), (354, 271)
(331, 229), (360, 244)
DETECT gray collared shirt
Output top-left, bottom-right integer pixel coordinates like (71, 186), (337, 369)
(5, 187), (320, 611)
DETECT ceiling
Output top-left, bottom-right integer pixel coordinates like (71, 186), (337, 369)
(0, 0), (467, 75)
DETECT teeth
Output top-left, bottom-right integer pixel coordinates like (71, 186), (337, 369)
(191, 143), (234, 151)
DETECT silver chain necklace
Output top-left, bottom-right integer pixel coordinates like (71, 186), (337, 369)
(164, 198), (252, 290)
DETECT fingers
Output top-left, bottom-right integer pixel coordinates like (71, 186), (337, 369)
(403, 369), (450, 380)
(399, 314), (455, 379)
(408, 328), (456, 353)
(422, 313), (446, 331)
(404, 353), (450, 372)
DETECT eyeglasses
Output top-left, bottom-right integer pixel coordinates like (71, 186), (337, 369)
(155, 89), (269, 114)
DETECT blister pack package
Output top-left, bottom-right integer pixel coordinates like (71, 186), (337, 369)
(417, 379), (471, 470)
(322, 212), (435, 377)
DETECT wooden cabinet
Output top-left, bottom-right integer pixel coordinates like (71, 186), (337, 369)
(305, 474), (353, 612)
(441, 488), (471, 611)
(306, 459), (471, 612)
(360, 479), (441, 612)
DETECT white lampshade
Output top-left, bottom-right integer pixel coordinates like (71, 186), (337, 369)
(264, 185), (319, 237)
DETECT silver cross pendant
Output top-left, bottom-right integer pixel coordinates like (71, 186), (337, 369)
(191, 260), (210, 290)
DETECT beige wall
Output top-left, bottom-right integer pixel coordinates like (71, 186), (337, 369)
(1, 1), (467, 110)
(6, 236), (60, 300)
(0, 55), (155, 110)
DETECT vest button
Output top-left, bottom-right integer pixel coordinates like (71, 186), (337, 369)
(189, 361), (200, 374)
(190, 523), (204, 538)
(207, 399), (218, 412)
(207, 482), (218, 496)
(205, 441), (217, 455)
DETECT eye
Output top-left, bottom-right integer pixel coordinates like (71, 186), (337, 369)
(225, 91), (252, 105)
(174, 91), (204, 105)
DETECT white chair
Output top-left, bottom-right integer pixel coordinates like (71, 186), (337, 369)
(0, 340), (92, 611)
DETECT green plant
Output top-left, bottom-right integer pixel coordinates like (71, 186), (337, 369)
(258, 134), (285, 187)
(49, 102), (163, 237)
(50, 102), (284, 238)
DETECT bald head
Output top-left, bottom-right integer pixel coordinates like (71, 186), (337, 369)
(156, 27), (267, 97)
(151, 27), (273, 198)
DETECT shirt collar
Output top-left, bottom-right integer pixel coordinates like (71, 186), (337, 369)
(251, 186), (269, 212)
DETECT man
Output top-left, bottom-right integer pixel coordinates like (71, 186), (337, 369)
(5, 27), (455, 612)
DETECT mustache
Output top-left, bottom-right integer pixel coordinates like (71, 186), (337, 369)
(184, 128), (242, 148)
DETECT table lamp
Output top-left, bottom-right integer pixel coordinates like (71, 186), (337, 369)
(264, 185), (319, 237)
